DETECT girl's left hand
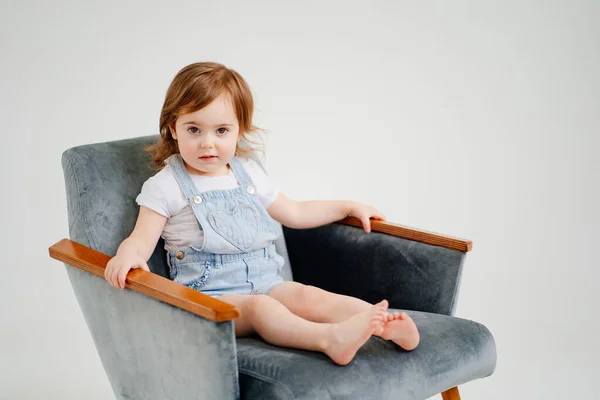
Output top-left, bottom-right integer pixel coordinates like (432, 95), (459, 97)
(348, 202), (386, 233)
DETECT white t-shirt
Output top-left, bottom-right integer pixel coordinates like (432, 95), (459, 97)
(136, 158), (279, 252)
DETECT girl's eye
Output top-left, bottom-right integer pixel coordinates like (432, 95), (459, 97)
(217, 127), (229, 134)
(187, 127), (200, 134)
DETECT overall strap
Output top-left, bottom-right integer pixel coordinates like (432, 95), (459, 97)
(229, 157), (255, 189)
(164, 154), (201, 203)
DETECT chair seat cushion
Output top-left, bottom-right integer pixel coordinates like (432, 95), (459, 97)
(237, 309), (496, 400)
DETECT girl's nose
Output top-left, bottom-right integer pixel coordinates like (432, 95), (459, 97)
(199, 137), (214, 149)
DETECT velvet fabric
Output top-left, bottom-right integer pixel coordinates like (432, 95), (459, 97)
(284, 225), (465, 316)
(61, 136), (496, 399)
(237, 309), (495, 399)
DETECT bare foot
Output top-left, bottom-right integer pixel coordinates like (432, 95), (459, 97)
(379, 311), (420, 351)
(324, 300), (389, 365)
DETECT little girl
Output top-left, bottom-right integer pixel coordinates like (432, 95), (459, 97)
(105, 62), (420, 365)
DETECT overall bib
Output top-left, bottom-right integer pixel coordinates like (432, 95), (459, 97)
(165, 154), (285, 297)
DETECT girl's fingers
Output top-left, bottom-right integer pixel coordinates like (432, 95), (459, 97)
(371, 212), (385, 221)
(114, 271), (123, 288)
(118, 267), (129, 289)
(110, 268), (119, 288)
(111, 268), (120, 288)
(105, 263), (115, 284)
(114, 266), (125, 289)
(105, 259), (149, 290)
(362, 217), (371, 233)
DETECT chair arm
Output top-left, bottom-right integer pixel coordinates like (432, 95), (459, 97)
(49, 238), (239, 322)
(50, 238), (241, 399)
(284, 221), (469, 315)
(339, 217), (472, 252)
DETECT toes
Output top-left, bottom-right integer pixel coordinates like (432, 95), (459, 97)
(371, 311), (382, 319)
(369, 319), (382, 332)
(372, 313), (386, 323)
(374, 300), (389, 311)
(388, 312), (405, 320)
(373, 309), (386, 316)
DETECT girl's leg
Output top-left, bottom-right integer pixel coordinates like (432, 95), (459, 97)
(219, 293), (388, 365)
(268, 282), (420, 351)
(268, 282), (370, 322)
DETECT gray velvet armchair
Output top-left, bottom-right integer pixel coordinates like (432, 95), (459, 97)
(49, 136), (496, 400)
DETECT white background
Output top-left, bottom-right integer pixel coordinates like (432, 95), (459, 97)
(1, 1), (598, 399)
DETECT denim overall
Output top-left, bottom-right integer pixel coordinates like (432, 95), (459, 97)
(165, 154), (285, 297)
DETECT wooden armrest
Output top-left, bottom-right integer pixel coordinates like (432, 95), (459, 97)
(338, 217), (472, 253)
(48, 239), (240, 322)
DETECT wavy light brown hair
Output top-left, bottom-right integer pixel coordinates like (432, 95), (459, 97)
(147, 62), (261, 169)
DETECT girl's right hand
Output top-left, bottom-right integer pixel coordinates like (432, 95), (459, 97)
(104, 253), (150, 290)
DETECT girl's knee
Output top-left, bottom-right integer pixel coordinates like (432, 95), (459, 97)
(247, 294), (275, 316)
(302, 284), (326, 298)
(298, 285), (327, 309)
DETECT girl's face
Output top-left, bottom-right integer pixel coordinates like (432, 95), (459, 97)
(170, 93), (240, 177)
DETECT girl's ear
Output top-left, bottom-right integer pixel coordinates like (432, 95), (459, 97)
(169, 124), (177, 140)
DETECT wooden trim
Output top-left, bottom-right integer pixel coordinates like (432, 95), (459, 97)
(441, 386), (461, 400)
(48, 239), (240, 322)
(338, 217), (472, 253)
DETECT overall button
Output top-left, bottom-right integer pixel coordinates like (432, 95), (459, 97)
(193, 195), (202, 204)
(175, 251), (184, 260)
(246, 185), (256, 195)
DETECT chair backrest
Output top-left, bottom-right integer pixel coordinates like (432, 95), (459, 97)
(63, 135), (169, 276)
(62, 134), (293, 279)
(62, 135), (242, 399)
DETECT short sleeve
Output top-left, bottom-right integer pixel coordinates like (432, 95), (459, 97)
(244, 159), (279, 209)
(136, 176), (171, 218)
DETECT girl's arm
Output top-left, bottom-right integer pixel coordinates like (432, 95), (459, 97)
(267, 193), (385, 233)
(105, 206), (168, 289)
